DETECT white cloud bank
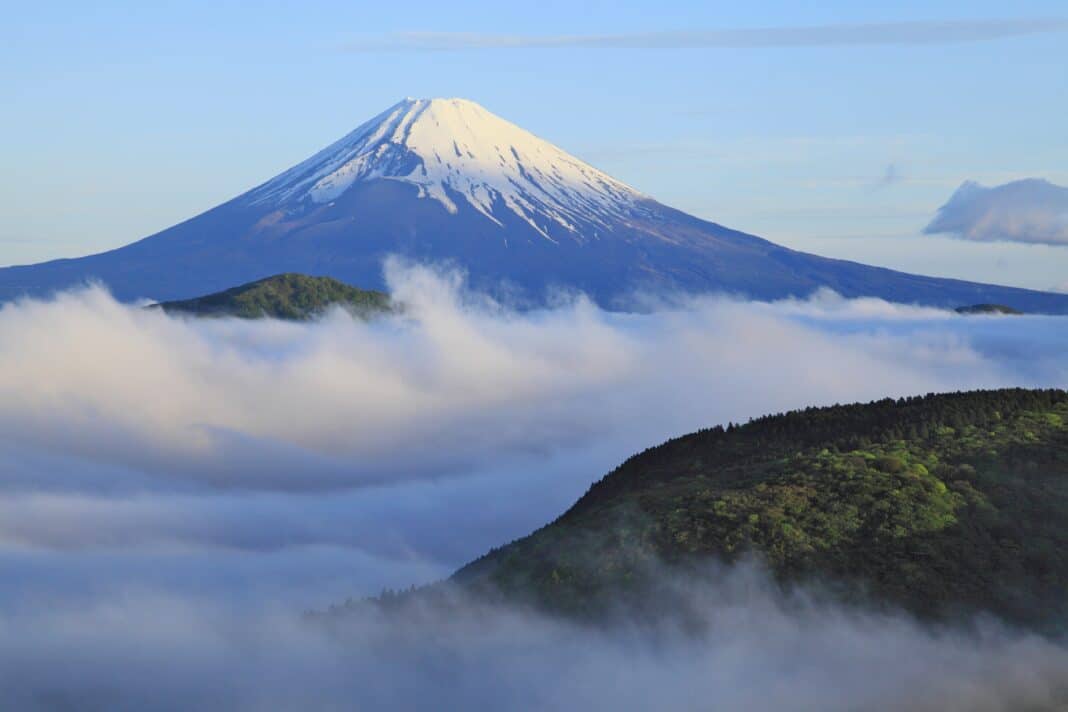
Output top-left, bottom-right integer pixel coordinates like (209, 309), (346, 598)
(0, 263), (1066, 708)
(925, 178), (1068, 246)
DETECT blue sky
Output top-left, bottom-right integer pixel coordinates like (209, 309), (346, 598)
(3, 0), (1067, 290)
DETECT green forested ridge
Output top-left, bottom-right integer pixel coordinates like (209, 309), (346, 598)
(453, 389), (1068, 628)
(155, 273), (392, 320)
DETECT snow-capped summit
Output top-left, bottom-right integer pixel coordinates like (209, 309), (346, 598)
(248, 98), (644, 240)
(1, 97), (1066, 313)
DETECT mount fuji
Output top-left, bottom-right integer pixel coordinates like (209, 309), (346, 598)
(2, 97), (1067, 312)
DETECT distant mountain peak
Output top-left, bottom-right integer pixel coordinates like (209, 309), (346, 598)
(246, 97), (644, 240)
(2, 97), (1067, 313)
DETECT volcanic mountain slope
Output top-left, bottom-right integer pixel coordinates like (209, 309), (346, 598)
(453, 389), (1068, 630)
(3, 98), (1068, 312)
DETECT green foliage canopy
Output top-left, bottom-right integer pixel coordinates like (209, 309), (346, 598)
(455, 389), (1068, 629)
(155, 273), (392, 320)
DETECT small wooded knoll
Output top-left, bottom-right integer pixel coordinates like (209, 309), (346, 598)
(155, 273), (392, 320)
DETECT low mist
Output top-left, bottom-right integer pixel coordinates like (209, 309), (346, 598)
(3, 564), (1067, 711)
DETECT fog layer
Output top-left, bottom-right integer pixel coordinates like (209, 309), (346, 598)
(1, 264), (1066, 709)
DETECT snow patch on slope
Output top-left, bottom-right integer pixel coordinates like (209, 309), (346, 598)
(247, 98), (645, 239)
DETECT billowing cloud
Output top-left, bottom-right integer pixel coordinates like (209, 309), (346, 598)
(0, 266), (1065, 583)
(0, 263), (1066, 708)
(924, 178), (1068, 245)
(341, 19), (1068, 52)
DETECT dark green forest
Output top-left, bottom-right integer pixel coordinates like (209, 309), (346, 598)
(154, 273), (392, 320)
(451, 389), (1068, 630)
(955, 304), (1024, 315)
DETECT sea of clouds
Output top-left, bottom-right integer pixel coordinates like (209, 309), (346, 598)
(1, 261), (1067, 710)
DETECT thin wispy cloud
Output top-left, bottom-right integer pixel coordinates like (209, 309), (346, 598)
(341, 19), (1068, 52)
(871, 163), (904, 191)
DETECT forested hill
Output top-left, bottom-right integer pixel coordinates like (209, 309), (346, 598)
(154, 273), (392, 320)
(454, 389), (1068, 629)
